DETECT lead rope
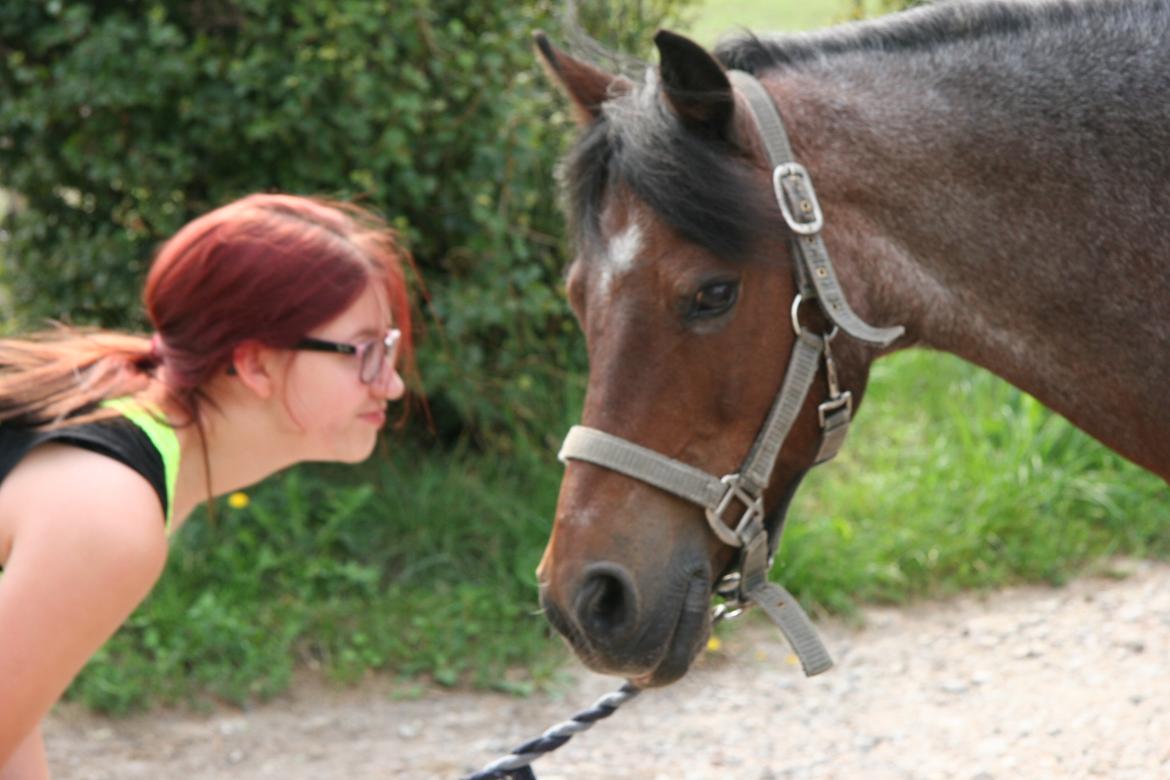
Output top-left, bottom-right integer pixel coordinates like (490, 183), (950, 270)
(461, 598), (745, 780)
(460, 682), (640, 780)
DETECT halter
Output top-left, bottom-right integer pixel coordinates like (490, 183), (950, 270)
(558, 70), (905, 677)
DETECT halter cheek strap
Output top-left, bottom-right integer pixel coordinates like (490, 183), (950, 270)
(731, 72), (905, 346)
(558, 70), (906, 678)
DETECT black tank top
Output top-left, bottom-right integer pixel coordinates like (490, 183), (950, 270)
(0, 419), (169, 517)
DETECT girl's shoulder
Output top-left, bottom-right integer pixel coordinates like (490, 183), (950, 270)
(0, 416), (170, 523)
(0, 437), (169, 578)
(0, 419), (171, 572)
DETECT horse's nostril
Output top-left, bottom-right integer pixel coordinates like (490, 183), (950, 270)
(575, 564), (639, 644)
(583, 574), (625, 624)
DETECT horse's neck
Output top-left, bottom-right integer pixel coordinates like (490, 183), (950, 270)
(772, 29), (1170, 478)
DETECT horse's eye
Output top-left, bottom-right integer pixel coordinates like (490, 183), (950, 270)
(691, 280), (739, 318)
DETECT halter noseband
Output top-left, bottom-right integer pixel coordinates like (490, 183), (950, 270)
(557, 71), (904, 677)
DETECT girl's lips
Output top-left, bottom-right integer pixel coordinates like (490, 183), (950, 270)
(359, 410), (386, 426)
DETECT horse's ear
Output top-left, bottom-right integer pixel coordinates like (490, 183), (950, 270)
(654, 29), (733, 137)
(534, 31), (628, 125)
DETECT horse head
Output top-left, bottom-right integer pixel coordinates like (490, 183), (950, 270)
(534, 30), (897, 686)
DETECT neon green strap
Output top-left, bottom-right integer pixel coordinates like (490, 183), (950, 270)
(101, 397), (180, 532)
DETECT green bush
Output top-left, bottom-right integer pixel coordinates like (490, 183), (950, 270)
(0, 0), (695, 441)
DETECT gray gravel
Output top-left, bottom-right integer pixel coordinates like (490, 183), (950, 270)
(46, 558), (1170, 779)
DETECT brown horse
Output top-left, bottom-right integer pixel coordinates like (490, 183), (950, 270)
(534, 0), (1170, 689)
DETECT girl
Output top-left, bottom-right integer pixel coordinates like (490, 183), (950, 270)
(0, 193), (415, 778)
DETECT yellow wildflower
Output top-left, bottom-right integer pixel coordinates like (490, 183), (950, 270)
(227, 492), (250, 509)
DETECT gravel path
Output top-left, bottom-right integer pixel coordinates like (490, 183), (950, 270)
(45, 559), (1170, 779)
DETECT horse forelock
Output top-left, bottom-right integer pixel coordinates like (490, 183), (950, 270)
(559, 69), (780, 266)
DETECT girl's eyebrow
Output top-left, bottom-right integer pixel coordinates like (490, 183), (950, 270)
(344, 325), (384, 342)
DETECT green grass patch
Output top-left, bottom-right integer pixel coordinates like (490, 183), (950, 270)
(688, 0), (854, 45)
(70, 437), (568, 713)
(685, 0), (897, 46)
(780, 351), (1170, 617)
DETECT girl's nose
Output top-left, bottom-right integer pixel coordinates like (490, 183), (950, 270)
(371, 363), (405, 401)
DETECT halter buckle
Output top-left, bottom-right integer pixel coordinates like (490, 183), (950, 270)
(817, 391), (853, 428)
(704, 474), (765, 548)
(818, 332), (852, 428)
(773, 162), (824, 235)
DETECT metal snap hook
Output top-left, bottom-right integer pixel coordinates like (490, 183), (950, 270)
(790, 294), (839, 341)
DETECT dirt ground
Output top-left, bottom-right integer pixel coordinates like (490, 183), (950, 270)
(45, 558), (1170, 779)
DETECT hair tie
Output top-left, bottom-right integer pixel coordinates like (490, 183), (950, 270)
(148, 333), (165, 364)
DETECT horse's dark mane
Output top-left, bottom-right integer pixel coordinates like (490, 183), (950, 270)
(714, 0), (1164, 72)
(563, 75), (779, 261)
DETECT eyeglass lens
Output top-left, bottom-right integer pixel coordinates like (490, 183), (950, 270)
(359, 330), (400, 384)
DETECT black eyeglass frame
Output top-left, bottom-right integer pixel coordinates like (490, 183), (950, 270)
(292, 327), (401, 385)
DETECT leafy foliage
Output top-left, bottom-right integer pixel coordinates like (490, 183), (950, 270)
(0, 0), (694, 441)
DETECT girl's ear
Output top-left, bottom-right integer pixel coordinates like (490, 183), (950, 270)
(230, 341), (276, 400)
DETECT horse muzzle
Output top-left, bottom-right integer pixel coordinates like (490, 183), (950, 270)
(539, 559), (713, 687)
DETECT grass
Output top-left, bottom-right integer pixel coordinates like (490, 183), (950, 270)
(780, 351), (1169, 618)
(685, 0), (888, 47)
(72, 437), (569, 713)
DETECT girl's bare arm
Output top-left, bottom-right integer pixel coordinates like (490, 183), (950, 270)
(0, 445), (168, 772)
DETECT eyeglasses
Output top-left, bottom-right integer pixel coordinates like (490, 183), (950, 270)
(293, 327), (401, 385)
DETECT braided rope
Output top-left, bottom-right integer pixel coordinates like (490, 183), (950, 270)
(460, 600), (745, 779)
(461, 682), (642, 780)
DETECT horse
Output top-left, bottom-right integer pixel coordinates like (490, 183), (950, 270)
(533, 0), (1170, 689)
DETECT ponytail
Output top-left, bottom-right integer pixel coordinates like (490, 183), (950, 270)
(0, 326), (164, 429)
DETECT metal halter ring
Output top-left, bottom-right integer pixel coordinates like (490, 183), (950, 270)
(790, 294), (840, 340)
(711, 602), (745, 622)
